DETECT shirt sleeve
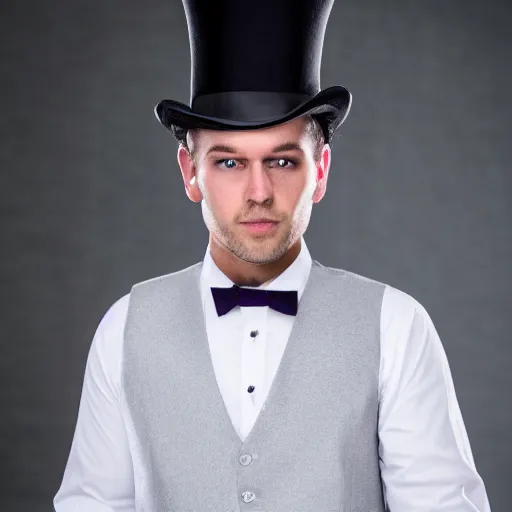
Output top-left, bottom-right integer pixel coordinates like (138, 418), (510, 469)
(378, 286), (492, 512)
(53, 293), (135, 512)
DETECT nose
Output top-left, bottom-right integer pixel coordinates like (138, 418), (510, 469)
(245, 163), (273, 205)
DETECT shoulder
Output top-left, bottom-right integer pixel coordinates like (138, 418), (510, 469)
(315, 260), (434, 333)
(97, 290), (131, 338)
(379, 281), (438, 361)
(314, 259), (431, 310)
(378, 283), (446, 399)
(130, 262), (202, 295)
(313, 261), (389, 309)
(84, 292), (131, 399)
(381, 283), (433, 334)
(88, 263), (203, 388)
(315, 260), (387, 288)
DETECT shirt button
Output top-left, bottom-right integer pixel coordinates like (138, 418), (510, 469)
(247, 385), (255, 393)
(250, 330), (259, 338)
(239, 453), (253, 466)
(241, 491), (256, 503)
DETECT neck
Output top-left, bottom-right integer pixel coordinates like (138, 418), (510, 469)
(208, 235), (302, 287)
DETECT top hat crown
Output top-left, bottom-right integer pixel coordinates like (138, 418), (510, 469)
(155, 0), (351, 143)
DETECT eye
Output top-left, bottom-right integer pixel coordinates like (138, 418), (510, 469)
(215, 158), (239, 169)
(268, 158), (296, 168)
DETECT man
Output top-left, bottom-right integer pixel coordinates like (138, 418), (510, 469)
(54, 0), (491, 511)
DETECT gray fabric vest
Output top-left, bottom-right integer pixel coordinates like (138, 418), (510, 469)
(123, 259), (387, 512)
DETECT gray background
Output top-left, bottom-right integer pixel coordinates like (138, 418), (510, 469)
(1, 0), (510, 510)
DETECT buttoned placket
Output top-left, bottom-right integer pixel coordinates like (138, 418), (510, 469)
(239, 305), (268, 439)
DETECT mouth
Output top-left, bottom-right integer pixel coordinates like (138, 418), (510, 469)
(239, 219), (280, 234)
(240, 218), (279, 224)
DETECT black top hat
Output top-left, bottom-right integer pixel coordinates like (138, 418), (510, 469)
(155, 0), (352, 143)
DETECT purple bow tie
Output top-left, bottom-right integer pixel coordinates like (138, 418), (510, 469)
(210, 285), (298, 317)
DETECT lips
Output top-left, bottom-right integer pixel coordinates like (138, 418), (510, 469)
(240, 218), (279, 224)
(239, 219), (279, 234)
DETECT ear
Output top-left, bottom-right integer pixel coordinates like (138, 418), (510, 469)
(312, 143), (331, 203)
(177, 145), (203, 203)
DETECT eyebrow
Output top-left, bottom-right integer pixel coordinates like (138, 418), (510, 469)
(205, 141), (304, 155)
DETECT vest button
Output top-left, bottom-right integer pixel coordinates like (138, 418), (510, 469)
(241, 490), (256, 503)
(250, 330), (259, 338)
(239, 453), (252, 466)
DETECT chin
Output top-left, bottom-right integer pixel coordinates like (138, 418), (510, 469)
(239, 237), (291, 264)
(236, 251), (282, 265)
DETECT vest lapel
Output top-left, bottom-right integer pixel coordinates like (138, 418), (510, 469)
(177, 262), (243, 445)
(180, 260), (328, 445)
(239, 260), (329, 444)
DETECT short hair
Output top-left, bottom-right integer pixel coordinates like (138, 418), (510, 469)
(173, 114), (325, 162)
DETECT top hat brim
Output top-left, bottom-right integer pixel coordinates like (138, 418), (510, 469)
(155, 86), (351, 143)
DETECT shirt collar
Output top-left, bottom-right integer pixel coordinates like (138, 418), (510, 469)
(201, 235), (312, 301)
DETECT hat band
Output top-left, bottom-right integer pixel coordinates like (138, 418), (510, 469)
(192, 91), (312, 122)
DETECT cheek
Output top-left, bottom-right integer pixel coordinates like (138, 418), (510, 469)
(202, 173), (240, 215)
(274, 173), (310, 204)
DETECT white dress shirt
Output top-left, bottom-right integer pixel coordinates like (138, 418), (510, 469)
(53, 237), (491, 511)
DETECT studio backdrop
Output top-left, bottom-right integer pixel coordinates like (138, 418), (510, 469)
(1, 0), (510, 510)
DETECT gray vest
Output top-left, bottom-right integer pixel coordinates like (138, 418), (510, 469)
(123, 260), (387, 512)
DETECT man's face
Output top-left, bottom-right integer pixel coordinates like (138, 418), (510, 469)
(178, 116), (330, 265)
